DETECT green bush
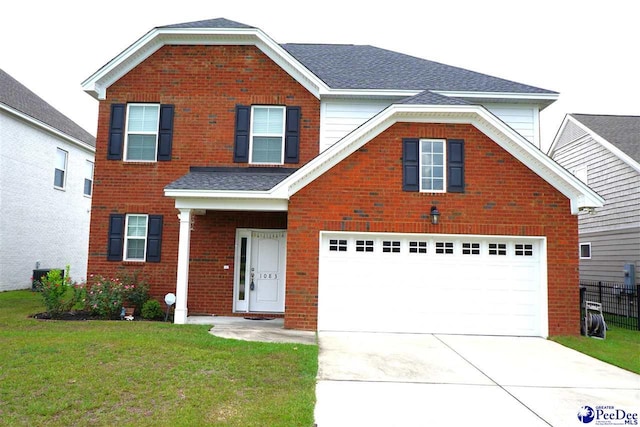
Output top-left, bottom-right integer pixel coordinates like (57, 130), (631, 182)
(141, 300), (164, 320)
(39, 266), (84, 316)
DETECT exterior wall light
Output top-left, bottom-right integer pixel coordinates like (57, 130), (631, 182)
(430, 206), (440, 225)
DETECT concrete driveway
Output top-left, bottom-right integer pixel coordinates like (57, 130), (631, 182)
(314, 332), (639, 426)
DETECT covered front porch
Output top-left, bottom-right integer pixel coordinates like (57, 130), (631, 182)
(164, 167), (296, 325)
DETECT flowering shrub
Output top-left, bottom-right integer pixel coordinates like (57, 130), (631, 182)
(86, 273), (151, 319)
(120, 272), (150, 315)
(39, 265), (85, 316)
(86, 276), (125, 319)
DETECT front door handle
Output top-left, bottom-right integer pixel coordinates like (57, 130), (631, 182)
(250, 268), (255, 291)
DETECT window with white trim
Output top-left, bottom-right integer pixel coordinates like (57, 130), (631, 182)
(84, 161), (94, 196)
(125, 104), (160, 161)
(54, 148), (68, 189)
(580, 243), (591, 259)
(420, 139), (446, 192)
(250, 106), (285, 164)
(124, 214), (148, 261)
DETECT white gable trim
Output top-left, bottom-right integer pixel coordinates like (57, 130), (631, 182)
(549, 115), (640, 174)
(271, 104), (603, 214)
(82, 27), (328, 100)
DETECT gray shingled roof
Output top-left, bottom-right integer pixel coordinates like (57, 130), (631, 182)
(0, 69), (95, 146)
(400, 90), (470, 105)
(281, 44), (556, 94)
(159, 18), (254, 29)
(154, 18), (557, 96)
(166, 167), (297, 191)
(571, 114), (640, 163)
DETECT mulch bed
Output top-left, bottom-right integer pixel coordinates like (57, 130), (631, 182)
(31, 311), (127, 321)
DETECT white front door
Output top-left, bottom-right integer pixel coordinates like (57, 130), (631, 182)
(234, 229), (286, 313)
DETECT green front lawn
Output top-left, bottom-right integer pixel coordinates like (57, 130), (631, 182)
(551, 326), (640, 374)
(0, 291), (318, 426)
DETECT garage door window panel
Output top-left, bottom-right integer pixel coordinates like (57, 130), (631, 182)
(382, 241), (401, 253)
(489, 243), (507, 256)
(436, 242), (454, 254)
(462, 242), (480, 255)
(356, 240), (374, 253)
(409, 241), (427, 254)
(329, 239), (348, 252)
(515, 244), (534, 256)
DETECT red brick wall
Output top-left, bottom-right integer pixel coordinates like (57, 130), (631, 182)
(87, 45), (319, 306)
(286, 122), (579, 335)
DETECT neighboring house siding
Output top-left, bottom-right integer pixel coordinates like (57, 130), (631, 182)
(553, 119), (588, 150)
(553, 136), (640, 233)
(319, 99), (392, 152)
(484, 104), (538, 146)
(0, 112), (92, 291)
(580, 228), (640, 286)
(287, 122), (579, 335)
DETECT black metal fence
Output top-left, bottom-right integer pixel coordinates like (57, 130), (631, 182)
(580, 281), (639, 331)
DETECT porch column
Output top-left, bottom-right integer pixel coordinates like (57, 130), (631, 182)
(174, 208), (192, 324)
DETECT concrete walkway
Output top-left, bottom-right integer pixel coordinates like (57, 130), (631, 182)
(314, 332), (640, 427)
(192, 316), (317, 345)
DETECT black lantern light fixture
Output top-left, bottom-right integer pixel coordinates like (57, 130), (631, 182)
(430, 206), (440, 225)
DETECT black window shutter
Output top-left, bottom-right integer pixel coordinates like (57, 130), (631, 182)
(146, 215), (163, 262)
(107, 104), (126, 160)
(107, 214), (125, 261)
(284, 107), (301, 163)
(234, 105), (250, 163)
(157, 104), (174, 161)
(402, 138), (420, 192)
(447, 139), (465, 193)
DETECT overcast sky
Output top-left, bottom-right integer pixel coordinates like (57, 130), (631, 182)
(1, 0), (637, 152)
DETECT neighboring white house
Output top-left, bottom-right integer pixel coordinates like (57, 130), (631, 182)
(549, 113), (640, 287)
(0, 69), (96, 291)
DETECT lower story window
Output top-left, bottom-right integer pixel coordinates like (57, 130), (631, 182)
(125, 214), (148, 261)
(580, 243), (591, 259)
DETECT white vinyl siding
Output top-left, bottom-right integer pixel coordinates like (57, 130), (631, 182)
(319, 99), (393, 152)
(484, 104), (538, 147)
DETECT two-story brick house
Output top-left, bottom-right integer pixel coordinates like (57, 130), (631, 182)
(82, 18), (602, 336)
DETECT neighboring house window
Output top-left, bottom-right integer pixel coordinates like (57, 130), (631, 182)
(233, 105), (301, 164)
(403, 138), (464, 193)
(125, 104), (160, 161)
(54, 148), (68, 189)
(107, 103), (174, 162)
(580, 243), (591, 259)
(84, 161), (94, 196)
(107, 214), (163, 262)
(250, 106), (286, 164)
(573, 166), (588, 184)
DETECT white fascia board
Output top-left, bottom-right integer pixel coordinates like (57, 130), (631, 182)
(275, 103), (603, 215)
(318, 89), (420, 99)
(0, 103), (96, 153)
(432, 90), (559, 103)
(167, 190), (288, 212)
(547, 114), (571, 156)
(554, 115), (640, 175)
(82, 27), (326, 100)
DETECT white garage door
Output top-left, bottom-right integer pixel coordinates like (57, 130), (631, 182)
(318, 232), (547, 337)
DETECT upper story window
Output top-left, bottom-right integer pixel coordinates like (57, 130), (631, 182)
(84, 161), (94, 197)
(421, 139), (446, 192)
(250, 106), (286, 164)
(403, 138), (464, 193)
(125, 104), (160, 161)
(234, 105), (300, 165)
(108, 103), (174, 162)
(54, 148), (68, 189)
